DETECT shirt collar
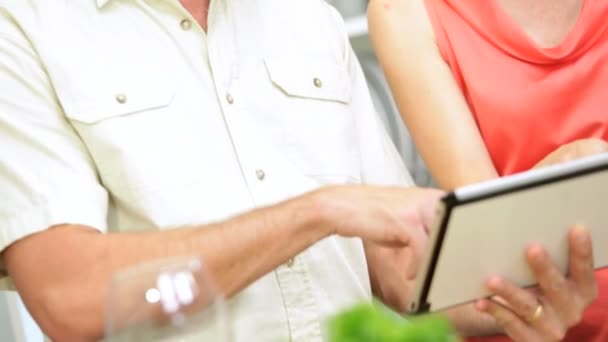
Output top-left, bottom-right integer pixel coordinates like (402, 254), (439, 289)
(96, 0), (111, 8)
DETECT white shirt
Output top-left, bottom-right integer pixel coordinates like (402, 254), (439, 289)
(0, 0), (413, 340)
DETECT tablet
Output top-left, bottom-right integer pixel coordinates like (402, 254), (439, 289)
(407, 153), (608, 314)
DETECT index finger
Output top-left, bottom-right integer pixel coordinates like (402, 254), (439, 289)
(405, 226), (429, 279)
(415, 188), (445, 234)
(568, 225), (598, 302)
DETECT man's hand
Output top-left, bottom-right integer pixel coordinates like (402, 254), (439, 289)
(2, 184), (443, 341)
(364, 242), (425, 312)
(535, 138), (608, 169)
(316, 185), (443, 248)
(314, 186), (444, 311)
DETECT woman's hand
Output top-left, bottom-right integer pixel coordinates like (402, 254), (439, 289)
(475, 226), (598, 341)
(535, 139), (608, 169)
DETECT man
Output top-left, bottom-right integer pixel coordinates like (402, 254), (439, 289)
(0, 0), (596, 341)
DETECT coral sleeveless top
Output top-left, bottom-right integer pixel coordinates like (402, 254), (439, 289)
(424, 0), (608, 341)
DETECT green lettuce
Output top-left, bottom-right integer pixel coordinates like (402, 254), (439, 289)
(327, 302), (460, 342)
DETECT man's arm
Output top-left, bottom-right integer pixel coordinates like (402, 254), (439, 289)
(4, 191), (327, 341)
(4, 184), (447, 341)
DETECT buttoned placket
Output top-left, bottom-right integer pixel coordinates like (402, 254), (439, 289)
(202, 3), (323, 341)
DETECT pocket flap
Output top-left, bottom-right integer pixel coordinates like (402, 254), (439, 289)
(264, 56), (351, 104)
(61, 76), (176, 124)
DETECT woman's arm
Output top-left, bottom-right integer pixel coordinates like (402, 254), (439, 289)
(368, 1), (501, 332)
(368, 0), (498, 190)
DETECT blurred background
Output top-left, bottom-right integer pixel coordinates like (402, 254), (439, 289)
(0, 2), (432, 341)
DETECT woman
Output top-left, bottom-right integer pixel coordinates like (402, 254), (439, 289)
(368, 0), (608, 341)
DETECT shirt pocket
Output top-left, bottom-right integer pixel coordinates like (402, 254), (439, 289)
(58, 73), (188, 198)
(262, 56), (361, 185)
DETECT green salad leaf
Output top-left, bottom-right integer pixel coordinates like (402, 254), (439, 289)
(327, 302), (460, 342)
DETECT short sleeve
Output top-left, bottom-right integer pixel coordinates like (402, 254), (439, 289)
(0, 9), (109, 284)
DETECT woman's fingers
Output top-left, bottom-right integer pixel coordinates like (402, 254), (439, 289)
(567, 226), (598, 306)
(486, 278), (564, 340)
(476, 226), (598, 341)
(476, 299), (537, 342)
(525, 245), (575, 316)
(525, 227), (597, 326)
(487, 278), (540, 320)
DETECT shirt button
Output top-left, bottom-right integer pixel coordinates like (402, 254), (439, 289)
(313, 78), (322, 88)
(226, 93), (234, 104)
(115, 94), (127, 104)
(255, 169), (265, 181)
(180, 19), (192, 31)
(286, 258), (295, 268)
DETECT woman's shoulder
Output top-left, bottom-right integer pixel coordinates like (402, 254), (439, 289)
(368, 0), (440, 57)
(368, 0), (435, 50)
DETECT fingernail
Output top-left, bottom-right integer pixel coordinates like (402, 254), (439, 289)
(527, 244), (545, 263)
(475, 299), (488, 312)
(574, 224), (589, 247)
(487, 277), (503, 291)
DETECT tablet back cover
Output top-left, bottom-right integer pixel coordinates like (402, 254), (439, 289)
(410, 156), (608, 313)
